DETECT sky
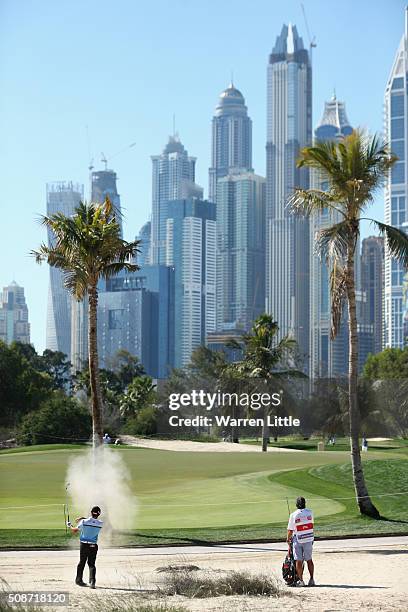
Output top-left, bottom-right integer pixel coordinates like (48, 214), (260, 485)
(0, 0), (405, 353)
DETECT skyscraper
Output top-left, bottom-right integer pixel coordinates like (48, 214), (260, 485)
(102, 266), (175, 378)
(91, 168), (122, 235)
(384, 8), (408, 349)
(265, 24), (312, 365)
(309, 96), (353, 377)
(211, 83), (265, 335)
(151, 135), (203, 264)
(208, 84), (252, 202)
(70, 166), (122, 370)
(0, 281), (30, 345)
(361, 237), (384, 356)
(46, 182), (83, 359)
(216, 172), (265, 332)
(136, 220), (151, 267)
(165, 198), (216, 367)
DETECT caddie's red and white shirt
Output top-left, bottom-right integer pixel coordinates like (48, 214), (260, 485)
(287, 508), (314, 543)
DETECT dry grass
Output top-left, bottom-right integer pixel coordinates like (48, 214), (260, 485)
(160, 567), (284, 598)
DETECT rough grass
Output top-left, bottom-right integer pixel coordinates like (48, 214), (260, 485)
(160, 567), (284, 598)
(81, 600), (189, 612)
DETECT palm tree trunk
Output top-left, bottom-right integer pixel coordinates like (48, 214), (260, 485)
(88, 286), (104, 447)
(345, 242), (379, 518)
(262, 405), (269, 452)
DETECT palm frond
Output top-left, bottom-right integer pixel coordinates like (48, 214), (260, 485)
(102, 262), (139, 279)
(368, 220), (408, 268)
(287, 188), (346, 218)
(315, 220), (351, 262)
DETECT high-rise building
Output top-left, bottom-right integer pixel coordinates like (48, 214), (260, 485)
(70, 167), (122, 370)
(208, 83), (253, 202)
(151, 135), (203, 264)
(216, 171), (265, 332)
(136, 220), (151, 267)
(384, 8), (408, 348)
(265, 23), (312, 366)
(46, 182), (83, 359)
(91, 168), (122, 235)
(98, 285), (150, 372)
(102, 266), (175, 379)
(361, 237), (384, 356)
(309, 96), (353, 377)
(165, 198), (216, 367)
(0, 281), (30, 345)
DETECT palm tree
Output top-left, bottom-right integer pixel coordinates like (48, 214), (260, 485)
(227, 314), (302, 451)
(288, 129), (408, 517)
(32, 198), (140, 446)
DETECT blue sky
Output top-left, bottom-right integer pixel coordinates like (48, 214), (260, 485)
(0, 0), (405, 353)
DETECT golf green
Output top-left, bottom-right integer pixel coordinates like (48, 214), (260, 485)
(0, 446), (380, 530)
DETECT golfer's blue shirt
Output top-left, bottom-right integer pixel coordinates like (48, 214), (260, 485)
(78, 517), (103, 544)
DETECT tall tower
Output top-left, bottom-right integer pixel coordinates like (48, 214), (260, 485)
(151, 135), (203, 264)
(46, 182), (83, 359)
(91, 168), (122, 235)
(384, 8), (408, 348)
(208, 83), (253, 202)
(265, 23), (312, 365)
(216, 172), (265, 333)
(136, 220), (151, 267)
(165, 198), (216, 367)
(310, 96), (353, 377)
(0, 281), (30, 345)
(361, 236), (384, 356)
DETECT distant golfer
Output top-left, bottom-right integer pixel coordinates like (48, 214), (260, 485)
(287, 496), (315, 587)
(68, 505), (103, 588)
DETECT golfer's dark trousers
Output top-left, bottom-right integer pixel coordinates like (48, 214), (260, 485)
(76, 542), (98, 584)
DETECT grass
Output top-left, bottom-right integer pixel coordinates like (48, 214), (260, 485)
(160, 567), (283, 598)
(0, 445), (356, 529)
(242, 436), (408, 453)
(0, 444), (407, 547)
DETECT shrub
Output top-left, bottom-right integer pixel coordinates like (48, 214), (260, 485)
(160, 568), (283, 598)
(17, 393), (91, 445)
(123, 406), (158, 436)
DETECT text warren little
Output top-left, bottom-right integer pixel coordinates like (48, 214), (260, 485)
(168, 415), (300, 427)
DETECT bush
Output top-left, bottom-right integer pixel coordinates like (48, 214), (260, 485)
(160, 568), (283, 598)
(123, 406), (158, 436)
(17, 393), (92, 445)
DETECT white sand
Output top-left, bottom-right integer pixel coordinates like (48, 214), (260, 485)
(1, 539), (407, 611)
(121, 436), (303, 452)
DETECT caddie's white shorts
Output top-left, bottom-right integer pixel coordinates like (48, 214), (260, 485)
(293, 539), (313, 561)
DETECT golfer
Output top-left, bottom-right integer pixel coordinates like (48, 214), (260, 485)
(286, 496), (315, 587)
(68, 505), (103, 588)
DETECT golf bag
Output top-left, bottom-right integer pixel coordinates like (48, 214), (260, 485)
(282, 541), (298, 586)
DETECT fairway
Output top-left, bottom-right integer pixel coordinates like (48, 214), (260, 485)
(0, 445), (393, 531)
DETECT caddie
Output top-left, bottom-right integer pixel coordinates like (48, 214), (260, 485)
(286, 496), (315, 587)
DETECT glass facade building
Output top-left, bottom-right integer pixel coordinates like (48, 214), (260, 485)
(46, 181), (83, 359)
(103, 266), (175, 379)
(91, 168), (122, 235)
(165, 199), (216, 367)
(208, 84), (252, 203)
(310, 96), (353, 377)
(384, 8), (408, 348)
(151, 136), (203, 264)
(0, 281), (30, 345)
(361, 237), (384, 356)
(216, 172), (265, 332)
(265, 23), (312, 365)
(136, 220), (151, 267)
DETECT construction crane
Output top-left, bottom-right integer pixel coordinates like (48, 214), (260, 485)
(301, 3), (317, 54)
(100, 142), (136, 171)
